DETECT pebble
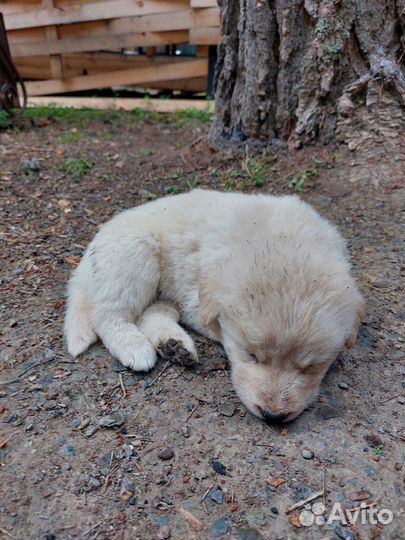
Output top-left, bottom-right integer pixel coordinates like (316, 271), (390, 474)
(60, 444), (76, 457)
(338, 382), (349, 390)
(335, 525), (357, 540)
(120, 478), (136, 501)
(219, 402), (236, 417)
(211, 516), (231, 537)
(44, 400), (58, 410)
(158, 448), (174, 461)
(84, 425), (98, 438)
(89, 476), (101, 489)
(156, 526), (171, 540)
(301, 449), (314, 459)
(45, 534), (56, 540)
(210, 487), (224, 504)
(246, 510), (266, 526)
(70, 418), (82, 428)
(23, 158), (41, 173)
(129, 496), (137, 505)
(271, 507), (279, 514)
(212, 461), (227, 476)
(397, 396), (405, 404)
(99, 411), (125, 428)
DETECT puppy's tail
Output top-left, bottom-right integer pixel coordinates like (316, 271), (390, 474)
(64, 261), (97, 357)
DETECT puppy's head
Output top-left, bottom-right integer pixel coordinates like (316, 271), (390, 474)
(200, 257), (364, 424)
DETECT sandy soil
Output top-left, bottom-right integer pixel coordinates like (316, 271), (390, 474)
(0, 110), (404, 540)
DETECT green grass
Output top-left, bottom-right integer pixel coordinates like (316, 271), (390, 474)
(60, 131), (82, 143)
(59, 158), (92, 178)
(0, 110), (10, 128)
(288, 168), (318, 192)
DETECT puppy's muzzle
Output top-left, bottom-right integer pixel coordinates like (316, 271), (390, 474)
(260, 409), (289, 425)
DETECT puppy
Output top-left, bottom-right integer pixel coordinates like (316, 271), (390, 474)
(65, 190), (364, 424)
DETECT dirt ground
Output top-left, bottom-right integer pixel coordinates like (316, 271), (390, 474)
(0, 108), (404, 540)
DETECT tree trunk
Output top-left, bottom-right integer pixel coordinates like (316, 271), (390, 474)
(211, 0), (405, 160)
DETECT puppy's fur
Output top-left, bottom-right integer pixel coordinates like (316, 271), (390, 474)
(65, 190), (364, 422)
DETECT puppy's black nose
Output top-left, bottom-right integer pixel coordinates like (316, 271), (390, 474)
(262, 411), (289, 425)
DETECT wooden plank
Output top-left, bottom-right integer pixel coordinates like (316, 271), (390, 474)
(15, 55), (207, 90)
(7, 7), (219, 46)
(189, 27), (221, 45)
(42, 0), (63, 78)
(191, 0), (218, 7)
(25, 58), (208, 95)
(11, 29), (189, 57)
(28, 95), (214, 112)
(4, 0), (189, 30)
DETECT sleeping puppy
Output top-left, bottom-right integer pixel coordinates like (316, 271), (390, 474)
(65, 190), (364, 424)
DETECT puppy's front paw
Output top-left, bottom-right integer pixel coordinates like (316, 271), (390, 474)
(117, 340), (157, 372)
(157, 338), (198, 367)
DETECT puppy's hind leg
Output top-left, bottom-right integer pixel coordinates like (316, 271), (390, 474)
(137, 303), (198, 366)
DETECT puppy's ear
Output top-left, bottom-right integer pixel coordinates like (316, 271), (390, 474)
(198, 276), (222, 338)
(345, 300), (365, 349)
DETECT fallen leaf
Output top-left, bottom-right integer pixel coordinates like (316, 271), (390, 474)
(115, 160), (125, 169)
(350, 490), (371, 501)
(371, 523), (383, 538)
(65, 255), (81, 266)
(289, 514), (302, 528)
(103, 195), (112, 201)
(53, 370), (71, 379)
(269, 478), (287, 488)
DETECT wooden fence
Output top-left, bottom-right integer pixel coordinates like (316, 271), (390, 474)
(2, 0), (220, 97)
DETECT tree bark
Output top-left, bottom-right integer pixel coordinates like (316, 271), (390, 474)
(211, 0), (405, 158)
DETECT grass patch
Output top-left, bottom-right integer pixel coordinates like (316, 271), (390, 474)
(0, 110), (10, 129)
(59, 158), (92, 178)
(60, 131), (82, 143)
(288, 168), (318, 192)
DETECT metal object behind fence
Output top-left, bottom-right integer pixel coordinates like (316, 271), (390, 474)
(0, 12), (26, 115)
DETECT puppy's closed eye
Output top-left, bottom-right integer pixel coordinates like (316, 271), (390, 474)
(299, 362), (328, 375)
(248, 352), (260, 364)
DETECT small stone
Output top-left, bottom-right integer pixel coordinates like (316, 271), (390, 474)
(44, 400), (57, 410)
(181, 426), (190, 438)
(99, 411), (125, 428)
(156, 525), (171, 540)
(210, 487), (224, 504)
(120, 478), (135, 501)
(212, 461), (227, 476)
(219, 402), (236, 417)
(271, 507), (279, 514)
(158, 447), (174, 460)
(70, 417), (82, 428)
(88, 476), (101, 489)
(397, 396), (405, 404)
(335, 525), (357, 540)
(84, 425), (98, 437)
(60, 444), (76, 457)
(117, 512), (126, 522)
(301, 449), (314, 459)
(129, 496), (137, 505)
(364, 434), (383, 447)
(23, 158), (41, 173)
(338, 382), (349, 390)
(45, 534), (56, 540)
(211, 516), (231, 537)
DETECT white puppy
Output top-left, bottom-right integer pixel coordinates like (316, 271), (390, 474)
(65, 190), (364, 423)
